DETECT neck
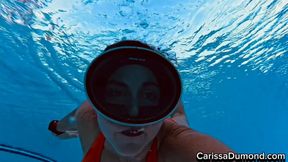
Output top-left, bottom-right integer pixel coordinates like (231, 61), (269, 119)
(104, 140), (153, 162)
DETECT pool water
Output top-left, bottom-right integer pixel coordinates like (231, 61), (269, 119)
(0, 0), (287, 161)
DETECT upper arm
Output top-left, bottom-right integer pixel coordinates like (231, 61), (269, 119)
(75, 100), (100, 155)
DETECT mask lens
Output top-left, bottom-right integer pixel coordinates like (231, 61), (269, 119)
(85, 47), (181, 125)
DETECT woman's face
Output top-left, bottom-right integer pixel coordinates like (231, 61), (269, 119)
(97, 64), (163, 157)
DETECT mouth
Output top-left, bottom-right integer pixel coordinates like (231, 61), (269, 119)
(121, 128), (144, 137)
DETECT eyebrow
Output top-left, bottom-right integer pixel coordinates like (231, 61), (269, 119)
(142, 82), (159, 87)
(107, 80), (127, 87)
(107, 80), (159, 88)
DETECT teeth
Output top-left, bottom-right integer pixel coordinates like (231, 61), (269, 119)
(124, 128), (144, 134)
(130, 130), (140, 134)
(138, 128), (144, 131)
(131, 128), (144, 133)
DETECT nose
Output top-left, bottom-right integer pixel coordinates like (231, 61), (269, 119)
(129, 97), (139, 117)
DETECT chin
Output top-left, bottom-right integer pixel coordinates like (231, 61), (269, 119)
(114, 142), (147, 158)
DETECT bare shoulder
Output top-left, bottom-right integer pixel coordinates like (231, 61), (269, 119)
(158, 120), (232, 162)
(75, 100), (100, 155)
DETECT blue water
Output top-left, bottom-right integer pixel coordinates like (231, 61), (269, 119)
(0, 0), (287, 161)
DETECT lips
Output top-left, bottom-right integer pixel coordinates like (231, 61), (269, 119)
(121, 128), (144, 137)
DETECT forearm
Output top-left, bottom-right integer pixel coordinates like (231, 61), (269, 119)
(49, 105), (83, 139)
(57, 107), (79, 132)
(49, 101), (92, 139)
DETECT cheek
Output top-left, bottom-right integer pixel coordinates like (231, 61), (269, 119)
(144, 122), (163, 136)
(97, 116), (122, 137)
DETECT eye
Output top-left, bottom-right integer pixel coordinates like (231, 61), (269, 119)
(108, 89), (124, 97)
(143, 91), (158, 101)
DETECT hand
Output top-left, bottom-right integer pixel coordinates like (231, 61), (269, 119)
(48, 120), (65, 136)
